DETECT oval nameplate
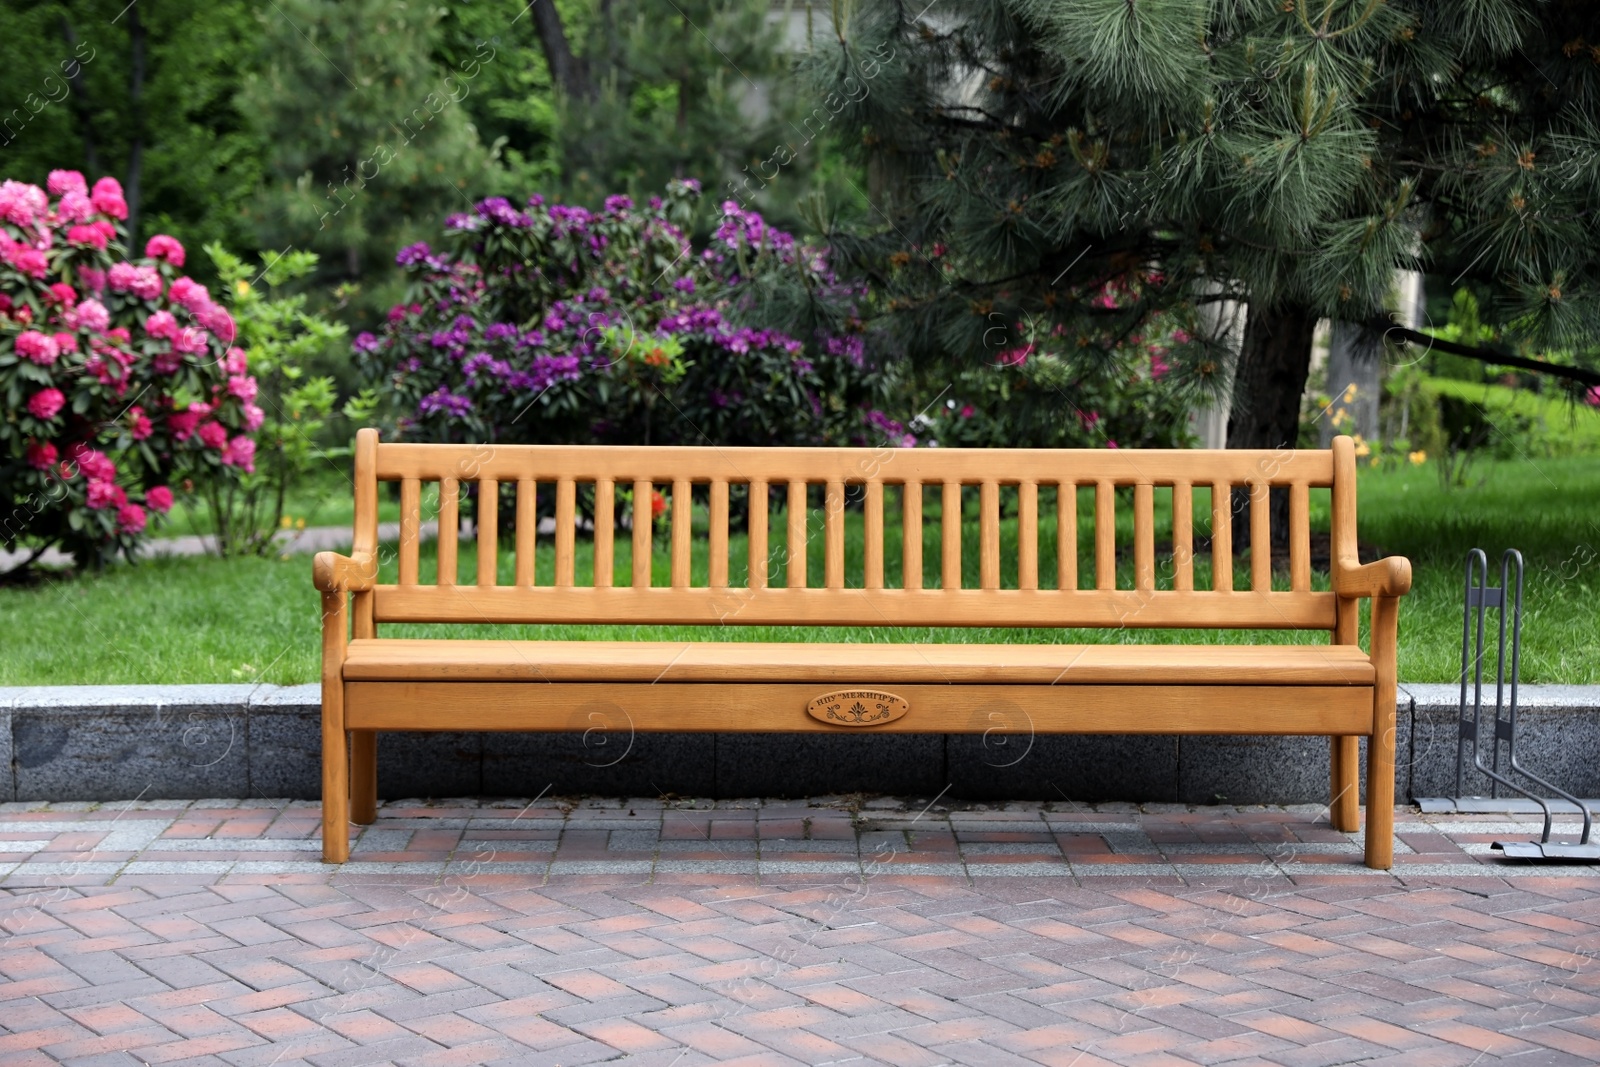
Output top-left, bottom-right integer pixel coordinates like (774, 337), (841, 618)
(806, 689), (909, 728)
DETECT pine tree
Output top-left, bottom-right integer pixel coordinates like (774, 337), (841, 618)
(802, 0), (1600, 466)
(239, 0), (499, 313)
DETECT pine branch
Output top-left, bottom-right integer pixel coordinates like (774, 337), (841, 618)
(1384, 322), (1600, 388)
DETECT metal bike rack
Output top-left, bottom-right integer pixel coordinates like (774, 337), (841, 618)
(1454, 548), (1599, 861)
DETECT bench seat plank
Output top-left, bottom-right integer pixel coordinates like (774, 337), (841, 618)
(345, 681), (1374, 735)
(343, 639), (1375, 686)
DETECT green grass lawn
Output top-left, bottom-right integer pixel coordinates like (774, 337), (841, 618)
(5, 454), (1597, 685)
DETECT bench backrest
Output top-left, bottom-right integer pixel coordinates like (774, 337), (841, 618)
(352, 429), (1359, 630)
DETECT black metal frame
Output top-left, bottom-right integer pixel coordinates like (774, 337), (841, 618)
(1456, 548), (1596, 858)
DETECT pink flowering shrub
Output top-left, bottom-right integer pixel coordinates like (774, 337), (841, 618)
(0, 171), (257, 571)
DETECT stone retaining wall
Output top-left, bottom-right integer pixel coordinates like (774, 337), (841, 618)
(2, 684), (1597, 804)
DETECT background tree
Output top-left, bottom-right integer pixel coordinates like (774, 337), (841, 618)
(239, 0), (500, 320)
(0, 0), (263, 275)
(803, 0), (1600, 476)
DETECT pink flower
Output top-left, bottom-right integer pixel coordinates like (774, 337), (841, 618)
(53, 332), (77, 354)
(221, 435), (256, 473)
(25, 441), (57, 470)
(129, 407), (153, 440)
(65, 222), (109, 249)
(15, 331), (60, 366)
(145, 486), (174, 514)
(959, 405), (975, 419)
(1586, 385), (1600, 407)
(27, 388), (65, 420)
(241, 403), (265, 431)
(48, 170), (88, 197)
(44, 283), (77, 307)
(1171, 328), (1191, 344)
(72, 298), (110, 333)
(178, 327), (212, 355)
(107, 262), (162, 300)
(77, 266), (107, 294)
(116, 503), (147, 534)
(144, 310), (179, 339)
(223, 347), (248, 375)
(167, 277), (210, 313)
(197, 420), (228, 449)
(168, 410), (202, 441)
(65, 444), (116, 483)
(1150, 352), (1170, 380)
(86, 480), (127, 510)
(197, 303), (235, 343)
(3, 243), (48, 278)
(0, 180), (48, 226)
(91, 177), (128, 220)
(144, 234), (185, 266)
(1105, 440), (1119, 449)
(227, 375), (258, 402)
(995, 345), (1031, 366)
(56, 189), (96, 223)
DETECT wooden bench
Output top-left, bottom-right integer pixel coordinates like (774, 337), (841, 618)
(314, 430), (1410, 867)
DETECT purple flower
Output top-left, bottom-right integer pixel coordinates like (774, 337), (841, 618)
(673, 276), (695, 294)
(418, 387), (472, 418)
(396, 242), (432, 266)
(352, 331), (380, 354)
(604, 194), (633, 213)
(484, 322), (519, 343)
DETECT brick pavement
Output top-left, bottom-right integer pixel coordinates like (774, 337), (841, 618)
(0, 796), (1596, 1065)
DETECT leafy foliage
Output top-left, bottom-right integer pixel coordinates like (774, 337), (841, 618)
(357, 180), (896, 452)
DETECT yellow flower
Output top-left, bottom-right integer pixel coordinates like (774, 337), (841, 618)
(236, 280), (251, 296)
(1353, 440), (1372, 458)
(296, 517), (307, 530)
(1343, 384), (1358, 402)
(280, 515), (293, 528)
(1408, 450), (1427, 465)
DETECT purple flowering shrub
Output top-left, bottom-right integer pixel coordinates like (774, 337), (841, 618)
(357, 180), (895, 450)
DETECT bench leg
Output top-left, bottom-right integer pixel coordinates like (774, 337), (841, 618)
(321, 715), (350, 864)
(350, 731), (378, 824)
(1364, 596), (1399, 870)
(1329, 736), (1360, 832)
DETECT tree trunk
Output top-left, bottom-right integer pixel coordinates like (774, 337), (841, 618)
(59, 16), (99, 175)
(124, 5), (147, 250)
(1227, 302), (1318, 553)
(528, 0), (592, 100)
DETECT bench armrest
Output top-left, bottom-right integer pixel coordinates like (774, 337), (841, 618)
(313, 551), (377, 593)
(1333, 555), (1412, 598)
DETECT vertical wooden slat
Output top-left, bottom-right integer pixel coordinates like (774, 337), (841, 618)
(476, 479), (498, 587)
(980, 480), (1000, 590)
(399, 478), (420, 585)
(941, 480), (962, 591)
(632, 478), (652, 588)
(555, 477), (576, 587)
(1095, 479), (1115, 591)
(1134, 481), (1154, 593)
(1211, 480), (1232, 592)
(352, 429), (378, 640)
(864, 481), (884, 590)
(748, 480), (768, 590)
(1057, 482), (1077, 591)
(594, 477), (614, 588)
(902, 481), (923, 591)
(1172, 479), (1193, 592)
(824, 480), (845, 589)
(787, 480), (807, 588)
(514, 479), (535, 586)
(1018, 479), (1038, 591)
(1250, 481), (1271, 592)
(1290, 480), (1310, 592)
(709, 479), (729, 589)
(437, 477), (458, 587)
(671, 477), (691, 588)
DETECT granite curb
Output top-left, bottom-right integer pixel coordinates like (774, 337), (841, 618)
(1, 683), (1597, 804)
